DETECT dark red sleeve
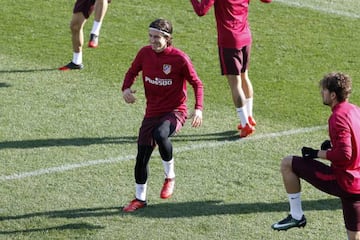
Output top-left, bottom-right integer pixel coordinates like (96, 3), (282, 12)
(121, 48), (143, 92)
(327, 114), (353, 166)
(190, 0), (215, 16)
(183, 54), (204, 110)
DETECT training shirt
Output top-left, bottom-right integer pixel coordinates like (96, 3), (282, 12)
(327, 101), (360, 194)
(190, 0), (252, 49)
(122, 46), (204, 118)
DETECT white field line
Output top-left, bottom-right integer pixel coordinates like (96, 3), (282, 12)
(0, 125), (326, 181)
(274, 0), (360, 19)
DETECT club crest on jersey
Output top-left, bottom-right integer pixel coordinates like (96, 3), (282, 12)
(163, 64), (171, 75)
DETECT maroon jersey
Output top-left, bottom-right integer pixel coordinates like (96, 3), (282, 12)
(190, 0), (252, 49)
(327, 101), (360, 194)
(122, 46), (204, 118)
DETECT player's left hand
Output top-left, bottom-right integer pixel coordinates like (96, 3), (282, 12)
(190, 109), (203, 128)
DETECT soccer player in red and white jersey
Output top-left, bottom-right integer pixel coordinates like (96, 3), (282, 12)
(121, 18), (204, 212)
(59, 0), (111, 71)
(190, 0), (271, 137)
(272, 72), (360, 240)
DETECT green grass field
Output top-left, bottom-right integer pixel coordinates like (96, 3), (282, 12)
(1, 0), (360, 239)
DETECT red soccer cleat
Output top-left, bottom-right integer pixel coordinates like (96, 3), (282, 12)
(58, 61), (84, 71)
(160, 178), (175, 199)
(239, 123), (255, 138)
(237, 116), (257, 130)
(88, 34), (99, 48)
(248, 116), (257, 127)
(122, 199), (147, 212)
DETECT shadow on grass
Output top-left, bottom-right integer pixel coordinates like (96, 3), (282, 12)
(0, 199), (340, 235)
(0, 206), (123, 221)
(0, 222), (104, 235)
(0, 136), (137, 149)
(0, 199), (340, 222)
(0, 68), (58, 73)
(132, 199), (341, 218)
(0, 131), (239, 149)
(0, 82), (11, 88)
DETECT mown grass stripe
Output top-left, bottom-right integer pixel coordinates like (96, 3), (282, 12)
(0, 125), (326, 181)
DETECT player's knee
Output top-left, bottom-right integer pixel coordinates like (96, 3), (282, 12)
(70, 22), (82, 32)
(153, 129), (167, 143)
(70, 13), (85, 32)
(280, 156), (293, 173)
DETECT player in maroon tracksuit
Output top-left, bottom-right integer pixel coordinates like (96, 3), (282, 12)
(190, 0), (271, 137)
(272, 72), (360, 240)
(121, 18), (204, 212)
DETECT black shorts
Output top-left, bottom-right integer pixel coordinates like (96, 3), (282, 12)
(73, 0), (96, 19)
(218, 45), (251, 75)
(73, 0), (111, 19)
(137, 111), (186, 147)
(292, 156), (360, 231)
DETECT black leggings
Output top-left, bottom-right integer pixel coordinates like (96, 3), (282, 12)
(134, 120), (175, 184)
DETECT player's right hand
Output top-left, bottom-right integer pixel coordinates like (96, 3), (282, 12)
(301, 146), (319, 160)
(122, 88), (136, 103)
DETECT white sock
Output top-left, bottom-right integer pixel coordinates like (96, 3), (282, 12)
(72, 52), (82, 65)
(162, 158), (175, 179)
(91, 21), (102, 36)
(236, 107), (249, 126)
(288, 192), (304, 220)
(135, 183), (147, 201)
(246, 97), (253, 117)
